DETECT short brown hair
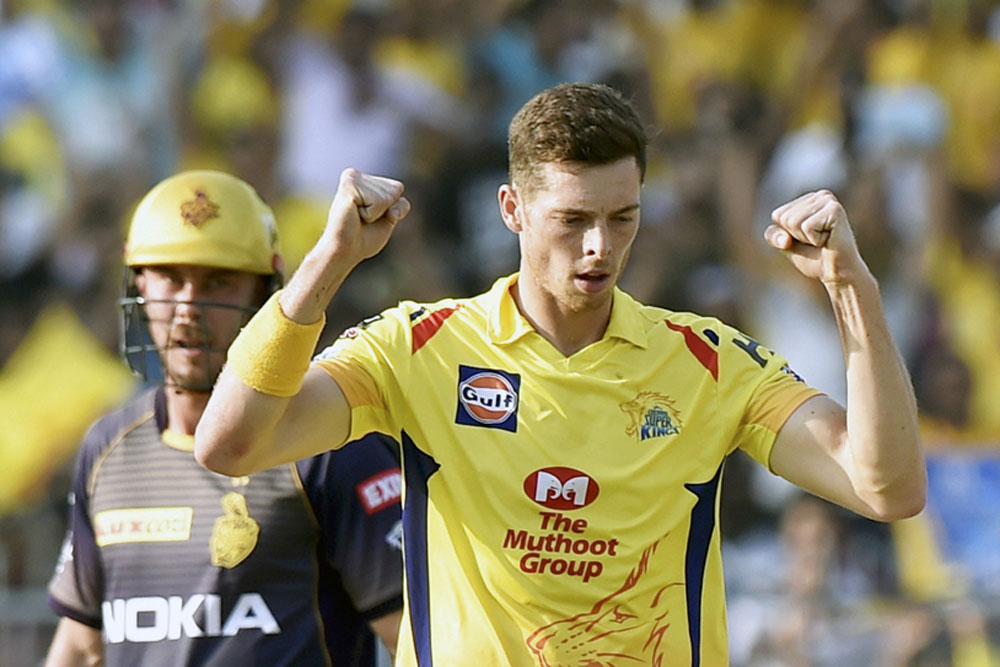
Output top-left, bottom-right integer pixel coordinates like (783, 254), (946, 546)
(508, 82), (648, 192)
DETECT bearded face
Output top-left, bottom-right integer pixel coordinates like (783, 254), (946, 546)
(130, 266), (266, 392)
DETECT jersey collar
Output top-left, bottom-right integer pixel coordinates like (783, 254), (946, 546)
(162, 428), (195, 452)
(488, 273), (648, 349)
(154, 387), (197, 452)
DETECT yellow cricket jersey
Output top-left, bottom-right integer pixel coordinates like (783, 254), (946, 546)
(314, 274), (820, 666)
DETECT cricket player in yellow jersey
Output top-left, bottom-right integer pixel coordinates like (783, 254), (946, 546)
(195, 83), (926, 665)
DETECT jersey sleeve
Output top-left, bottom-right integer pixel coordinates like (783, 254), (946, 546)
(312, 305), (416, 445)
(47, 422), (108, 628)
(716, 323), (823, 469)
(294, 433), (404, 619)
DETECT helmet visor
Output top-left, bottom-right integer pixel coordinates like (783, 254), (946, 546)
(119, 289), (258, 393)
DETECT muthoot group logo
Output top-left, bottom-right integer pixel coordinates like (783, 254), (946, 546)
(524, 467), (600, 510)
(504, 470), (613, 584)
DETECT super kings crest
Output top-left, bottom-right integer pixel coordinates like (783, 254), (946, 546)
(619, 392), (683, 442)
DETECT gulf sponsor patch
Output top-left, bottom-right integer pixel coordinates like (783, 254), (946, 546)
(455, 365), (520, 432)
(94, 507), (193, 546)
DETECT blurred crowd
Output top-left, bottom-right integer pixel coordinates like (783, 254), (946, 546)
(2, 0), (1000, 664)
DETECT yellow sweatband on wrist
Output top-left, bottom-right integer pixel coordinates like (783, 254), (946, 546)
(226, 291), (326, 397)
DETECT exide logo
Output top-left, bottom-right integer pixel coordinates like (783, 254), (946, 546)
(455, 365), (520, 432)
(524, 467), (600, 510)
(356, 469), (402, 515)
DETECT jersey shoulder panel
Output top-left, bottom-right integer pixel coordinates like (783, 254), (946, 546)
(77, 387), (160, 486)
(317, 291), (486, 362)
(312, 294), (482, 416)
(47, 388), (159, 625)
(653, 308), (727, 380)
(294, 433), (401, 519)
(707, 317), (821, 463)
(655, 308), (809, 390)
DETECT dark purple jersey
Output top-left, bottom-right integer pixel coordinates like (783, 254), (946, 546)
(49, 388), (403, 666)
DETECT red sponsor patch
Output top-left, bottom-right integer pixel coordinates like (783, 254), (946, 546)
(356, 469), (402, 515)
(523, 467), (600, 510)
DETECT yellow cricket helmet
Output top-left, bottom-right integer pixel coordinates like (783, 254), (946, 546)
(124, 170), (279, 275)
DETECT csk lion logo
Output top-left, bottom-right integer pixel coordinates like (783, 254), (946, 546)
(526, 533), (682, 666)
(619, 392), (683, 442)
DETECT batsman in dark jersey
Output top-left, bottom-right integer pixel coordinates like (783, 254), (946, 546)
(45, 171), (403, 666)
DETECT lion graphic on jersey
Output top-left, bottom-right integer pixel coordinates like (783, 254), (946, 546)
(526, 533), (683, 665)
(619, 392), (683, 442)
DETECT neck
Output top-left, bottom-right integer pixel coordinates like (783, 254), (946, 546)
(512, 277), (613, 357)
(163, 386), (210, 435)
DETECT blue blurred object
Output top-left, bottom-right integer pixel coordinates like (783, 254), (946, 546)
(925, 451), (1000, 596)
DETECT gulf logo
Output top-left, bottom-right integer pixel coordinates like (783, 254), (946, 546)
(461, 373), (516, 422)
(455, 365), (520, 432)
(524, 467), (600, 510)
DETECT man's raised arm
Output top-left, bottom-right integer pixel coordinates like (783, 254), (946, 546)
(195, 169), (411, 476)
(765, 190), (926, 522)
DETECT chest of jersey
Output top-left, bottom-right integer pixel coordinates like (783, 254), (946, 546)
(91, 427), (314, 576)
(323, 286), (813, 663)
(383, 309), (752, 665)
(399, 317), (734, 530)
(389, 318), (741, 626)
(86, 423), (318, 646)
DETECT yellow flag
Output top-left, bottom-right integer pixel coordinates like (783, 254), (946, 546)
(0, 304), (136, 514)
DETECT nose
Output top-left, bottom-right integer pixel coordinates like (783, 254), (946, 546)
(583, 221), (610, 259)
(171, 281), (203, 320)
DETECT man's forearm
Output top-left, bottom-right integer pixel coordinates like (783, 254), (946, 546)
(196, 368), (293, 475)
(195, 253), (348, 475)
(196, 170), (409, 476)
(827, 272), (925, 517)
(45, 618), (103, 667)
(278, 168), (410, 324)
(278, 236), (356, 324)
(195, 242), (355, 474)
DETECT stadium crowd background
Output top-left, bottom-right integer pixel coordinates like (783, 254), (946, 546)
(1, 0), (999, 664)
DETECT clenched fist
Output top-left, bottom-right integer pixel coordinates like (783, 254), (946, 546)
(323, 168), (412, 269)
(765, 189), (866, 286)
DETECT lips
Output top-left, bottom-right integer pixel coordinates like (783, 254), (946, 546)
(168, 327), (210, 351)
(573, 269), (612, 294)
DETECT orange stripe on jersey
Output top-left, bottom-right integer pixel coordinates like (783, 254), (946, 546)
(665, 320), (718, 381)
(746, 381), (821, 433)
(315, 356), (382, 408)
(412, 306), (458, 353)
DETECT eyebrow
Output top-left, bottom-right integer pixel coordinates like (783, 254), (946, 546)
(148, 266), (238, 280)
(205, 268), (240, 278)
(551, 204), (640, 217)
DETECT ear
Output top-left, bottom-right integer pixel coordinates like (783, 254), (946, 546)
(134, 269), (147, 297)
(271, 253), (285, 284)
(498, 184), (523, 233)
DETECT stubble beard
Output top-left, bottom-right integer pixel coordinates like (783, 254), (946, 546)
(161, 349), (224, 393)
